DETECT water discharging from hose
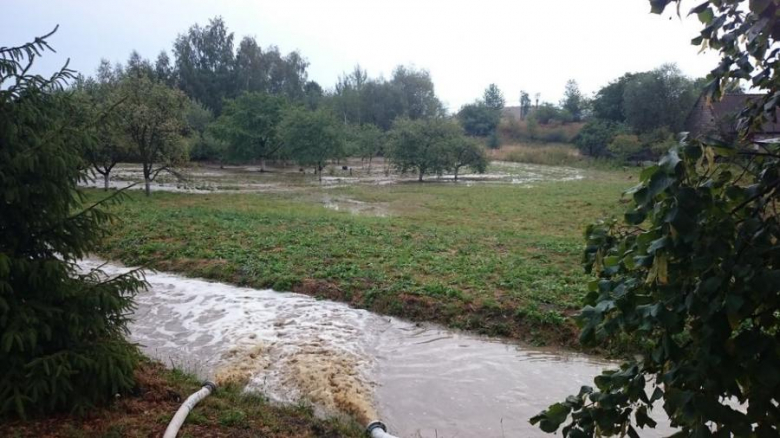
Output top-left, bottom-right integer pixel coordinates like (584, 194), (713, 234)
(82, 259), (672, 437)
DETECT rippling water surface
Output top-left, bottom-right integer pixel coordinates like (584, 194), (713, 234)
(81, 259), (671, 437)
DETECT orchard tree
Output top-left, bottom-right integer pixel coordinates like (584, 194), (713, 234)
(450, 136), (488, 181)
(533, 0), (780, 436)
(209, 92), (285, 169)
(281, 107), (344, 181)
(78, 59), (131, 190)
(349, 123), (385, 173)
(0, 27), (146, 417)
(387, 118), (460, 182)
(118, 73), (188, 195)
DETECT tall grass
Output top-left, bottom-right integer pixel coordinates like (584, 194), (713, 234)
(498, 117), (584, 144)
(488, 143), (584, 166)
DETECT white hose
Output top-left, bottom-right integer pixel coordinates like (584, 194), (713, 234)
(366, 420), (400, 438)
(163, 381), (217, 438)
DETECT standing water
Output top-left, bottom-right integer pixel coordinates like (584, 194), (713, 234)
(81, 259), (671, 437)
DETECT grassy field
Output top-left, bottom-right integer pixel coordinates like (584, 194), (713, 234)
(94, 166), (634, 347)
(1, 359), (362, 438)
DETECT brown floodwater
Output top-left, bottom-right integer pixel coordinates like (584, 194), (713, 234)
(78, 160), (585, 194)
(79, 259), (672, 437)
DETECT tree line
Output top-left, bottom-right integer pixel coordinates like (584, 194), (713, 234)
(73, 16), (492, 192)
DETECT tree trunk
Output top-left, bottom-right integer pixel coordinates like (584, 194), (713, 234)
(260, 158), (265, 172)
(367, 156), (372, 174)
(418, 169), (424, 182)
(104, 172), (110, 191)
(454, 166), (459, 181)
(144, 177), (151, 197)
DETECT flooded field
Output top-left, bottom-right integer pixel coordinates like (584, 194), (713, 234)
(80, 159), (584, 194)
(81, 258), (671, 438)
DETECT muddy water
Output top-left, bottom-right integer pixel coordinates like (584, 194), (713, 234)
(78, 161), (585, 194)
(81, 259), (670, 437)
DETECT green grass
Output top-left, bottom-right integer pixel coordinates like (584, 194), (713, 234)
(96, 168), (634, 346)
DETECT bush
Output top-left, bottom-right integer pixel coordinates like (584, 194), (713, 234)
(607, 134), (642, 161)
(541, 128), (568, 143)
(526, 116), (540, 140)
(1, 30), (145, 417)
(487, 130), (500, 149)
(574, 119), (626, 158)
(533, 103), (560, 125)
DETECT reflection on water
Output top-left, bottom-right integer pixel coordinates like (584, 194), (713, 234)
(79, 258), (670, 437)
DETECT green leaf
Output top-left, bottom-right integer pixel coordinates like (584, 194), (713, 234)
(530, 403), (571, 432)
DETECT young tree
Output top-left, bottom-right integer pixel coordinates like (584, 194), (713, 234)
(533, 0), (780, 435)
(1, 27), (145, 417)
(483, 83), (505, 111)
(561, 79), (585, 121)
(450, 136), (487, 181)
(387, 118), (460, 182)
(349, 123), (385, 173)
(209, 92), (285, 169)
(280, 108), (344, 181)
(519, 91), (532, 120)
(118, 73), (188, 195)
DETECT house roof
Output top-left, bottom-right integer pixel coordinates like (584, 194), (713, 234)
(695, 94), (780, 134)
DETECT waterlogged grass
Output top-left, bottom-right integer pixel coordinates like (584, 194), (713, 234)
(96, 168), (634, 346)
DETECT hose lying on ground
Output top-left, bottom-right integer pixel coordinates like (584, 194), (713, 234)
(163, 381), (217, 438)
(366, 420), (399, 438)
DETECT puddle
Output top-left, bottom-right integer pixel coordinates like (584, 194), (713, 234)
(322, 195), (390, 217)
(79, 258), (671, 437)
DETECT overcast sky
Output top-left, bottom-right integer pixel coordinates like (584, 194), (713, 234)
(3, 0), (719, 111)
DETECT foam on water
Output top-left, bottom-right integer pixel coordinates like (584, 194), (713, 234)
(79, 258), (381, 421)
(79, 258), (672, 437)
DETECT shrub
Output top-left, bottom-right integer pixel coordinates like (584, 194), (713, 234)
(1, 29), (146, 417)
(574, 119), (627, 158)
(487, 130), (500, 149)
(607, 134), (642, 161)
(541, 128), (568, 143)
